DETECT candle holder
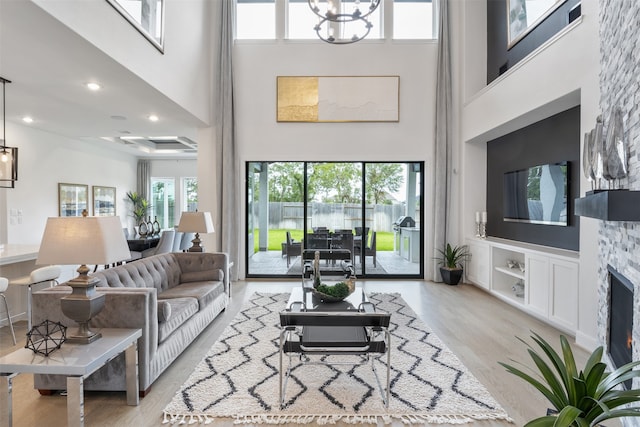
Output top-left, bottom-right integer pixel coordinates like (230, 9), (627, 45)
(480, 221), (487, 239)
(475, 221), (481, 238)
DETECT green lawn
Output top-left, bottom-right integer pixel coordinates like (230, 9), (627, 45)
(252, 229), (394, 252)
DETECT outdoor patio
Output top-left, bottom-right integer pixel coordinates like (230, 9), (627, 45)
(247, 249), (420, 276)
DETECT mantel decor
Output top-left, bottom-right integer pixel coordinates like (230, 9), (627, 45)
(0, 76), (18, 189)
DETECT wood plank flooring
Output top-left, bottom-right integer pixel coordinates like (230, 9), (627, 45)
(0, 280), (606, 426)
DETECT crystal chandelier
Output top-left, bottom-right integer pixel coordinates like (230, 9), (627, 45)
(308, 0), (381, 44)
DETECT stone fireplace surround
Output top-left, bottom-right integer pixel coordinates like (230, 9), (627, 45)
(596, 1), (640, 425)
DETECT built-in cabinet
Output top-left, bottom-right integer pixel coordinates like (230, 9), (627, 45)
(465, 237), (579, 335)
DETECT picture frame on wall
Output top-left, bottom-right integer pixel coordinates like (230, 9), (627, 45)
(507, 0), (567, 49)
(93, 186), (116, 216)
(58, 183), (89, 217)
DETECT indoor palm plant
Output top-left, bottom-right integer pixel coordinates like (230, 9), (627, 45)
(435, 243), (469, 285)
(126, 191), (150, 233)
(499, 333), (640, 427)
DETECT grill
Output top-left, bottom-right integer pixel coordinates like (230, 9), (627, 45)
(393, 216), (415, 231)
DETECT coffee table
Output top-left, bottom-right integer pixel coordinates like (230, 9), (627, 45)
(0, 328), (141, 427)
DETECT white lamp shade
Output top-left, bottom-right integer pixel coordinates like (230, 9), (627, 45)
(177, 211), (214, 234)
(37, 216), (131, 266)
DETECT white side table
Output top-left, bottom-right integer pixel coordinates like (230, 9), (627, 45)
(0, 328), (141, 427)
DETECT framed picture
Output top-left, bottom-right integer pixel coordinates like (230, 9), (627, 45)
(507, 0), (567, 48)
(105, 0), (165, 52)
(93, 186), (116, 216)
(58, 183), (89, 217)
(277, 76), (400, 123)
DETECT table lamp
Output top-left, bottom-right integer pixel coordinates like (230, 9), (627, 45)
(37, 213), (131, 344)
(177, 211), (214, 252)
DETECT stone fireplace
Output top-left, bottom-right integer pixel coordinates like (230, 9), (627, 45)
(596, 1), (640, 425)
(607, 266), (634, 390)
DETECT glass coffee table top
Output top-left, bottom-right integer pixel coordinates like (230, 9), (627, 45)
(288, 283), (369, 312)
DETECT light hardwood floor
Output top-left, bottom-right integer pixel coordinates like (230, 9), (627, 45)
(0, 280), (605, 426)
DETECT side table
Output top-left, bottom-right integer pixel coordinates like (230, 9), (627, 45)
(0, 328), (141, 427)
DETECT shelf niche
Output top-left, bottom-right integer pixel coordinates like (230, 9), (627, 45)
(574, 190), (640, 221)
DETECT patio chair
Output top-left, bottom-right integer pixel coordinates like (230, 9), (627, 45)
(363, 231), (377, 267)
(330, 232), (354, 264)
(279, 305), (391, 408)
(284, 231), (302, 268)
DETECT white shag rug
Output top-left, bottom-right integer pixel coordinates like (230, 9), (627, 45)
(162, 292), (512, 425)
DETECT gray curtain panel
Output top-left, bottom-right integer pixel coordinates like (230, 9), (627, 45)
(137, 159), (150, 201)
(432, 0), (452, 282)
(214, 0), (239, 280)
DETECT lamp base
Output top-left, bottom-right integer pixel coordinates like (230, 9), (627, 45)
(188, 232), (204, 252)
(60, 271), (105, 345)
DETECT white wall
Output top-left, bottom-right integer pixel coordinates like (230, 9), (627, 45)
(460, 0), (601, 349)
(2, 122), (138, 245)
(32, 0), (213, 124)
(233, 41), (439, 278)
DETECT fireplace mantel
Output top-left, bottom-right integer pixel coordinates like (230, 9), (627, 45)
(574, 190), (640, 221)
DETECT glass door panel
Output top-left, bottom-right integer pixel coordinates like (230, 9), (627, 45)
(246, 161), (423, 278)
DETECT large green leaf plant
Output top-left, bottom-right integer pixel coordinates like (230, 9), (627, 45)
(499, 333), (640, 426)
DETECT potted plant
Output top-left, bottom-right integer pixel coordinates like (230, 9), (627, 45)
(435, 243), (469, 285)
(499, 333), (640, 426)
(126, 191), (150, 233)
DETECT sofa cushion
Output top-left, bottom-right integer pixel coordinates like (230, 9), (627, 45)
(158, 300), (172, 323)
(181, 268), (224, 284)
(157, 297), (198, 344)
(158, 281), (224, 311)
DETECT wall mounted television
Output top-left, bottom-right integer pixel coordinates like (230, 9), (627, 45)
(503, 161), (569, 226)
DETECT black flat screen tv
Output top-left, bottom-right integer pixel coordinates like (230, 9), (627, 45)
(503, 162), (569, 226)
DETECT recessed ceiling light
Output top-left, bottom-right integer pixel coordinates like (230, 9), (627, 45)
(148, 114), (159, 122)
(86, 82), (101, 91)
(22, 116), (33, 124)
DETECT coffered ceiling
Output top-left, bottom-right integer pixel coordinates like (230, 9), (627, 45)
(0, 1), (203, 158)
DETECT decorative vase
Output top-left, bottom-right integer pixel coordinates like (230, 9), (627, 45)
(152, 216), (161, 235)
(138, 220), (148, 236)
(146, 216), (153, 236)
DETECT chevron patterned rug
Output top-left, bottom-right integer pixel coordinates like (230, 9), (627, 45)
(162, 292), (512, 425)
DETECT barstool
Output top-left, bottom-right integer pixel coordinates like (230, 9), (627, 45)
(11, 265), (61, 331)
(0, 277), (16, 345)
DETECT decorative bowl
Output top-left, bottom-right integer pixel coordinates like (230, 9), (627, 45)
(311, 279), (356, 303)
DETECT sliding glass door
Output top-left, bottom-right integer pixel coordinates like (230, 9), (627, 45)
(246, 161), (423, 278)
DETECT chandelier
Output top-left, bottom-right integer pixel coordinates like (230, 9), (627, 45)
(308, 0), (381, 44)
(0, 77), (18, 189)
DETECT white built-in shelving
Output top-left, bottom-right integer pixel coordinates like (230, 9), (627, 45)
(465, 237), (579, 335)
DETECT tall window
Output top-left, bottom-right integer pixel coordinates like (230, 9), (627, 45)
(151, 178), (175, 229)
(236, 0), (436, 41)
(182, 177), (198, 212)
(236, 0), (276, 39)
(287, 0), (382, 40)
(393, 0), (436, 39)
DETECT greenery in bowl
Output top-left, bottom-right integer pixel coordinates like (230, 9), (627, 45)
(499, 333), (640, 427)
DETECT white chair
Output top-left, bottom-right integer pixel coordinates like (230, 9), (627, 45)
(142, 230), (176, 257)
(0, 277), (16, 345)
(180, 232), (196, 252)
(11, 265), (61, 331)
(172, 231), (184, 252)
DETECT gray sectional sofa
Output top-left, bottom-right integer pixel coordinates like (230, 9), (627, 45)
(31, 251), (229, 395)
